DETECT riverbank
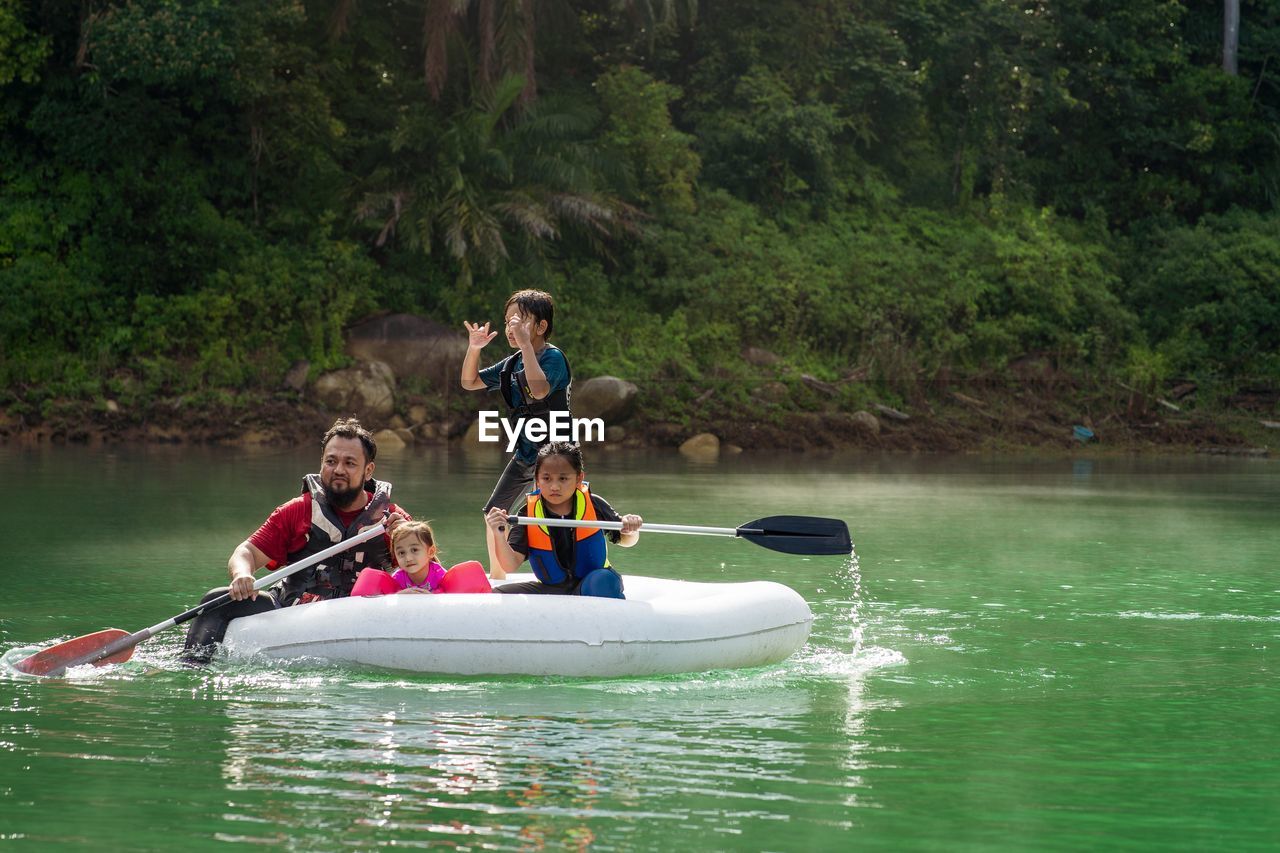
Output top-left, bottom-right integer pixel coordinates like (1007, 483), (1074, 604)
(2, 380), (1274, 457)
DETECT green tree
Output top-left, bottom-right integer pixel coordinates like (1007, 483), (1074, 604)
(353, 75), (640, 284)
(595, 64), (700, 213)
(0, 0), (52, 87)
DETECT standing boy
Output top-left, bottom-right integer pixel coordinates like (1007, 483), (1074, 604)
(461, 289), (571, 577)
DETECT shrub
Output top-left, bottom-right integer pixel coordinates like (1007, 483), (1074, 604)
(1127, 209), (1280, 382)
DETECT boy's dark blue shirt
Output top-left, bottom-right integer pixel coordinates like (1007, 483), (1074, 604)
(478, 344), (571, 464)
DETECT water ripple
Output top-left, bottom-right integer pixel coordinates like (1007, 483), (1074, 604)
(1112, 610), (1280, 622)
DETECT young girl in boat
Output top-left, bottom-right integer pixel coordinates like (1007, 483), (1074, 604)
(484, 441), (642, 599)
(351, 521), (493, 596)
(389, 521), (447, 593)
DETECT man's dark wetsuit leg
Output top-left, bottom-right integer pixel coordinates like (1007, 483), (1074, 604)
(180, 587), (280, 664)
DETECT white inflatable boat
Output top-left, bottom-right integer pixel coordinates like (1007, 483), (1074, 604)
(222, 573), (813, 676)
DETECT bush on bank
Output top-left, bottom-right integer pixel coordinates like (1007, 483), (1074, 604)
(2, 1), (1278, 438)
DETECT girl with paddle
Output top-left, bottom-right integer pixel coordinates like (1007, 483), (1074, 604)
(484, 442), (641, 598)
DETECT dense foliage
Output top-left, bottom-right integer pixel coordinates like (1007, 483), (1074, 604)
(2, 0), (1278, 423)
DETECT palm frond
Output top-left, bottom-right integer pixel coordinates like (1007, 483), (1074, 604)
(478, 147), (515, 186)
(354, 190), (417, 248)
(489, 0), (536, 104)
(439, 189), (509, 270)
(413, 209), (434, 255)
(494, 193), (558, 241)
(477, 74), (527, 131)
(511, 108), (596, 142)
(520, 154), (595, 192)
(551, 192), (645, 239)
(546, 192), (616, 236)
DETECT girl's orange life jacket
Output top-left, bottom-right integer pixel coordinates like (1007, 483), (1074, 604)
(525, 484), (610, 585)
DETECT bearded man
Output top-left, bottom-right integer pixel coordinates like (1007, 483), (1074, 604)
(181, 418), (411, 664)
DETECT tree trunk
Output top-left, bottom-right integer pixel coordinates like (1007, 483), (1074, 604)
(1223, 0), (1240, 75)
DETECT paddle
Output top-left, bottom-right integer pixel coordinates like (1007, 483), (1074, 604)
(14, 523), (389, 678)
(506, 514), (852, 556)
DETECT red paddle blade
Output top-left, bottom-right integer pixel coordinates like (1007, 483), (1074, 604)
(13, 629), (135, 676)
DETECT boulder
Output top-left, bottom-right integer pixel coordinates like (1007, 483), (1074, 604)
(604, 425), (627, 442)
(461, 418), (500, 454)
(574, 376), (639, 423)
(394, 428), (415, 445)
(679, 432), (720, 461)
(283, 359), (310, 392)
(146, 424), (183, 443)
(753, 381), (790, 404)
(313, 360), (397, 421)
(240, 429), (275, 446)
(345, 313), (469, 390)
(373, 429), (407, 451)
(407, 404), (429, 424)
(389, 414), (408, 430)
(742, 347), (780, 367)
(851, 411), (881, 435)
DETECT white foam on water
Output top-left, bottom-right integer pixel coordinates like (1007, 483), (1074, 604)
(1112, 610), (1280, 623)
(1, 643), (132, 681)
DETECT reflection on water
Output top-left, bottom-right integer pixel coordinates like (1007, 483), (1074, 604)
(201, 662), (882, 848)
(2, 645), (893, 848)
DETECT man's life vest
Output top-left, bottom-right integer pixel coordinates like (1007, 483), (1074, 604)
(525, 484), (609, 586)
(279, 473), (394, 605)
(497, 345), (571, 427)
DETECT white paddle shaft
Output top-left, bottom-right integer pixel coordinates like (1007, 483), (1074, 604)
(507, 516), (745, 537)
(250, 522), (388, 590)
(22, 522), (393, 676)
(140, 523), (389, 635)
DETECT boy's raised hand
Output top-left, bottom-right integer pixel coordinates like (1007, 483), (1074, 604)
(509, 313), (535, 348)
(464, 321), (497, 349)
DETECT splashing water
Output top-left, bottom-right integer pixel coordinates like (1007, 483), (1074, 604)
(790, 540), (905, 681)
(844, 544), (865, 656)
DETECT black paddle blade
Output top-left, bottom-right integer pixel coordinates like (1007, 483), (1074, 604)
(736, 516), (853, 556)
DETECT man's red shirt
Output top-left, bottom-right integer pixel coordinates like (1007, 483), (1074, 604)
(248, 492), (409, 566)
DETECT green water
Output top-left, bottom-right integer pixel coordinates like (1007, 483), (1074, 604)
(2, 445), (1277, 850)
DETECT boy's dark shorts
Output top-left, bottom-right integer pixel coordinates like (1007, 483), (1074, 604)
(483, 455), (536, 513)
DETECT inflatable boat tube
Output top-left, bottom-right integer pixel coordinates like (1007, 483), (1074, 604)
(222, 573), (812, 676)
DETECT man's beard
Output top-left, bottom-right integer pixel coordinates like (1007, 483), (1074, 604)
(322, 480), (365, 508)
